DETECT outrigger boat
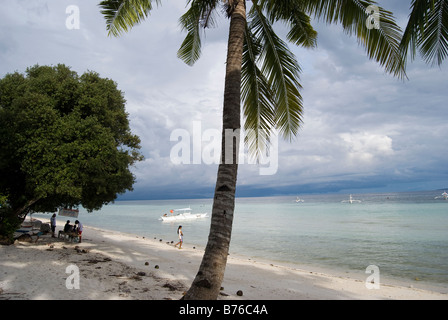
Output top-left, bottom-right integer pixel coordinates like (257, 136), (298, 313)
(295, 197), (304, 203)
(160, 207), (208, 222)
(435, 191), (448, 200)
(341, 194), (361, 204)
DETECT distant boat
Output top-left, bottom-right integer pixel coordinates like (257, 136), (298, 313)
(295, 196), (304, 203)
(435, 191), (448, 200)
(160, 207), (208, 222)
(341, 194), (361, 204)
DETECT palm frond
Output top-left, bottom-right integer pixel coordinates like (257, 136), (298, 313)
(401, 0), (448, 66)
(177, 0), (221, 66)
(400, 0), (432, 64)
(242, 24), (276, 159)
(304, 0), (407, 79)
(99, 0), (161, 37)
(248, 4), (304, 141)
(418, 0), (448, 66)
(257, 0), (318, 48)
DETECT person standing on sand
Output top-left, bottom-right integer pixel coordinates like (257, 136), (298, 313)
(75, 220), (83, 243)
(50, 213), (57, 237)
(174, 225), (183, 249)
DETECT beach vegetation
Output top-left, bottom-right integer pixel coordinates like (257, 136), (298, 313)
(0, 64), (143, 243)
(99, 0), (447, 300)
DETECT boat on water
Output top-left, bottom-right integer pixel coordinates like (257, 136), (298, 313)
(295, 197), (304, 203)
(341, 194), (361, 204)
(160, 207), (209, 222)
(435, 191), (448, 200)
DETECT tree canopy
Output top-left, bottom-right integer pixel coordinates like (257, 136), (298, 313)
(0, 64), (142, 240)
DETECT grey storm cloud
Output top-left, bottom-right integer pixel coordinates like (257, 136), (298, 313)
(1, 1), (447, 199)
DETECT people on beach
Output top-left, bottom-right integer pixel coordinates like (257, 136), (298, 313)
(50, 213), (57, 237)
(75, 220), (83, 243)
(174, 225), (183, 249)
(64, 220), (72, 233)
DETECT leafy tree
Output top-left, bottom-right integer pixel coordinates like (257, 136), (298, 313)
(0, 64), (142, 242)
(99, 0), (406, 299)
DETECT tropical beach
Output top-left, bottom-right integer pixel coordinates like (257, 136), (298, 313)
(1, 217), (446, 301)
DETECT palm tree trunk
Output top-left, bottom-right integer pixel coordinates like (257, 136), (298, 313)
(183, 0), (246, 300)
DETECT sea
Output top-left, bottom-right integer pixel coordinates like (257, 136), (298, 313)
(35, 190), (448, 293)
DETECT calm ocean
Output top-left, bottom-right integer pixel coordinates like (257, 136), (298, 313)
(38, 190), (448, 292)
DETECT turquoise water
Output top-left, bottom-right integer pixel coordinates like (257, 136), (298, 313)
(37, 190), (448, 292)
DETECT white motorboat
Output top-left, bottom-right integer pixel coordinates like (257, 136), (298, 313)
(160, 207), (208, 222)
(435, 191), (448, 200)
(341, 194), (361, 204)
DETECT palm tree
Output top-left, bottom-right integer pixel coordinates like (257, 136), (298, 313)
(99, 0), (405, 299)
(400, 0), (448, 66)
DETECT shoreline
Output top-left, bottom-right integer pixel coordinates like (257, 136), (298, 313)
(1, 219), (447, 300)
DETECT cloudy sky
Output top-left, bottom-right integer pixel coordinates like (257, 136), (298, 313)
(1, 1), (447, 199)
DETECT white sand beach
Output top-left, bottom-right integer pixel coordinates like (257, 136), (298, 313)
(1, 220), (447, 300)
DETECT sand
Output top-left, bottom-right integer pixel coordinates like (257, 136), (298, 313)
(1, 221), (447, 301)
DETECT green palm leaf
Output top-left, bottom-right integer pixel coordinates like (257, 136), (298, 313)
(303, 0), (407, 78)
(401, 0), (448, 66)
(177, 0), (221, 66)
(400, 0), (431, 63)
(99, 0), (161, 37)
(258, 0), (318, 48)
(248, 4), (304, 141)
(418, 0), (448, 65)
(242, 24), (276, 159)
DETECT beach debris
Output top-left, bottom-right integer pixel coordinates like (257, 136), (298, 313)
(130, 274), (142, 281)
(136, 271), (146, 277)
(74, 246), (90, 254)
(84, 257), (112, 264)
(144, 261), (149, 266)
(163, 281), (186, 292)
(236, 290), (243, 296)
(159, 239), (162, 242)
(15, 234), (32, 242)
(163, 283), (177, 291)
(154, 265), (159, 269)
(119, 281), (131, 294)
(219, 292), (229, 297)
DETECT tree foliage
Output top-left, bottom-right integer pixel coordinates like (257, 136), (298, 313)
(0, 64), (142, 240)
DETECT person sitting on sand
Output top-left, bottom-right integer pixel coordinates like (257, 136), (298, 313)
(64, 220), (72, 233)
(174, 225), (183, 249)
